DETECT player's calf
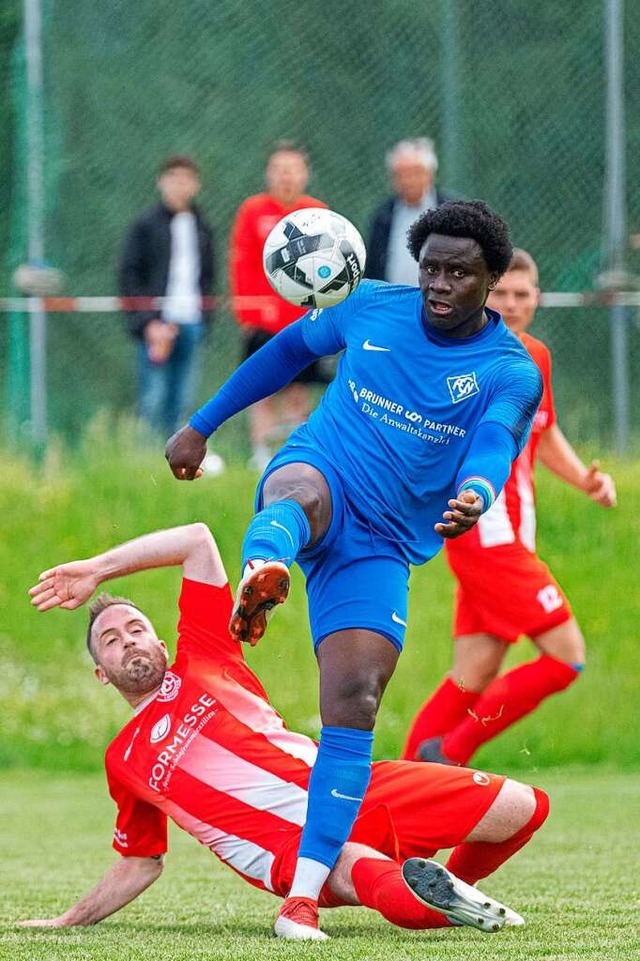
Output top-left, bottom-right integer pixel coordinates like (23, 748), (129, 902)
(229, 559), (290, 645)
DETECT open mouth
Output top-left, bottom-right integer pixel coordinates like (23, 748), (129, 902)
(429, 300), (453, 316)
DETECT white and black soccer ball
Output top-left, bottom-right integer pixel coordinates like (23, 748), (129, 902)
(262, 207), (366, 309)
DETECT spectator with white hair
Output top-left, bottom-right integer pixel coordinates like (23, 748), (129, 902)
(366, 138), (453, 285)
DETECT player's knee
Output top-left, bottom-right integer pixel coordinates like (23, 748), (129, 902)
(263, 474), (330, 537)
(498, 780), (550, 841)
(322, 675), (382, 728)
(471, 779), (542, 843)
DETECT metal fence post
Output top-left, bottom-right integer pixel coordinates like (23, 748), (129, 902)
(604, 0), (629, 455)
(24, 0), (47, 445)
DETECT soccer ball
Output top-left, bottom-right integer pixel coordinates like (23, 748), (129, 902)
(262, 207), (366, 309)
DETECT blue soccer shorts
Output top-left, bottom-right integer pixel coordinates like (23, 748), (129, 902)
(256, 444), (410, 652)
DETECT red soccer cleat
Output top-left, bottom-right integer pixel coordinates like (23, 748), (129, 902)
(274, 896), (328, 940)
(229, 559), (290, 645)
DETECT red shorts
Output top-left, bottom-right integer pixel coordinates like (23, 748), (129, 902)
(448, 541), (572, 644)
(270, 760), (505, 904)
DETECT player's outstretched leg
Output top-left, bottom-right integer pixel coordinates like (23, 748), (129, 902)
(274, 896), (329, 941)
(229, 559), (290, 645)
(402, 858), (523, 931)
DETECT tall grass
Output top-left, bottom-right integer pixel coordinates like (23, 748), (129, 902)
(0, 418), (635, 771)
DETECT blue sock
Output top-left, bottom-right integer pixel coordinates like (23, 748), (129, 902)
(241, 499), (311, 568)
(298, 725), (374, 869)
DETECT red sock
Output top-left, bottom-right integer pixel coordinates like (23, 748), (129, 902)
(442, 655), (580, 764)
(446, 786), (550, 884)
(400, 677), (480, 760)
(350, 858), (452, 929)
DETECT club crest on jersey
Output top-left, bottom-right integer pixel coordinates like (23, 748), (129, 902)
(447, 372), (480, 404)
(150, 713), (172, 744)
(157, 670), (182, 702)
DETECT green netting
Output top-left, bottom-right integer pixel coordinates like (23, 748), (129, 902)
(2, 0), (640, 450)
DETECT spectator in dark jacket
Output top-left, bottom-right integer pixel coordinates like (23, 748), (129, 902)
(366, 139), (452, 286)
(119, 156), (216, 441)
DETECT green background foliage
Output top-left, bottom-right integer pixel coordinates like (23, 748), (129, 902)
(0, 424), (634, 772)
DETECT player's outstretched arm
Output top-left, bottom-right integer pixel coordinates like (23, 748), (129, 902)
(166, 322), (322, 480)
(29, 523), (227, 612)
(537, 425), (616, 507)
(18, 855), (163, 927)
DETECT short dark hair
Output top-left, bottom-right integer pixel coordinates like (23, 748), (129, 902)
(407, 199), (513, 275)
(266, 139), (309, 166)
(157, 155), (199, 177)
(86, 592), (146, 663)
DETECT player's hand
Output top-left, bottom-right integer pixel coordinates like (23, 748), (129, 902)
(29, 559), (100, 612)
(435, 489), (483, 539)
(583, 460), (616, 508)
(165, 425), (206, 481)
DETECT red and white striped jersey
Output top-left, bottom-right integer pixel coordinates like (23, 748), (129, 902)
(448, 331), (556, 555)
(105, 578), (317, 893)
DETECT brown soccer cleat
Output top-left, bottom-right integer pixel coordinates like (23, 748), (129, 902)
(229, 559), (290, 645)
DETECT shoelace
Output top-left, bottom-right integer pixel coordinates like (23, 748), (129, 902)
(281, 898), (319, 927)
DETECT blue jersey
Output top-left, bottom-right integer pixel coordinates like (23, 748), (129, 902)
(287, 280), (541, 565)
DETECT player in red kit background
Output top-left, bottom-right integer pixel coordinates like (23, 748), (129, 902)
(21, 523), (548, 940)
(403, 249), (617, 766)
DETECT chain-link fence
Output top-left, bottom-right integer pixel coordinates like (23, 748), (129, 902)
(1, 0), (639, 453)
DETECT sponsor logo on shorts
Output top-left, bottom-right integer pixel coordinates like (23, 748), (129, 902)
(157, 670), (182, 702)
(391, 611), (407, 627)
(150, 713), (172, 744)
(447, 372), (480, 404)
(473, 771), (491, 786)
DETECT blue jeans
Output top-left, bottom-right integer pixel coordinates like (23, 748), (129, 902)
(137, 323), (205, 437)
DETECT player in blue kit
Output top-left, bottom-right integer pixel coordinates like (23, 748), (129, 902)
(165, 200), (543, 940)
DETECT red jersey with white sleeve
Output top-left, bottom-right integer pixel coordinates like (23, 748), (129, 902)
(105, 578), (318, 893)
(229, 193), (328, 334)
(105, 579), (507, 899)
(445, 332), (572, 643)
(448, 331), (556, 555)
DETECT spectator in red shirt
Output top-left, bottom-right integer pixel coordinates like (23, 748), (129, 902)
(229, 142), (328, 471)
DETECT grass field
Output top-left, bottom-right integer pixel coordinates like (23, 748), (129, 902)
(1, 768), (639, 960)
(0, 422), (637, 772)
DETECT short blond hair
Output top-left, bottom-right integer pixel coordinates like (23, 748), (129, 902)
(507, 248), (539, 285)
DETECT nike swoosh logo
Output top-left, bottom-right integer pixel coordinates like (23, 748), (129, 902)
(362, 339), (391, 352)
(270, 519), (294, 544)
(330, 788), (364, 802)
(391, 611), (407, 627)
